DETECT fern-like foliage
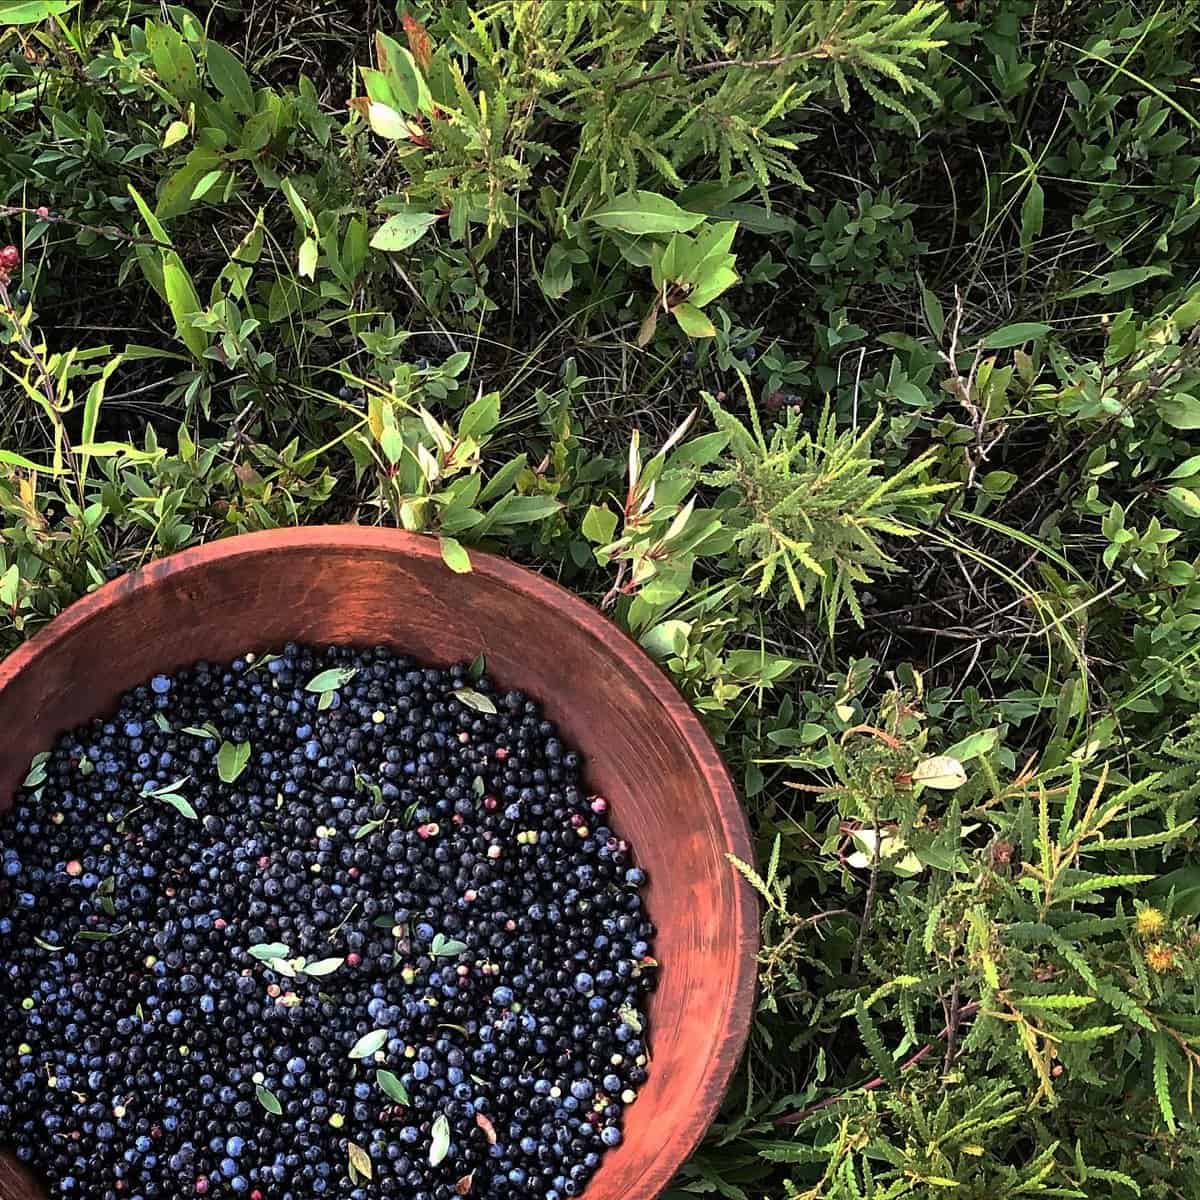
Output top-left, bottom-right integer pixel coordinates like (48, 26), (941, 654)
(1150, 714), (1200, 826)
(565, 0), (947, 199)
(748, 694), (1200, 1198)
(434, 0), (948, 210)
(701, 394), (954, 633)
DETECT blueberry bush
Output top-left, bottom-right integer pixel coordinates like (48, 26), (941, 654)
(3, 0), (1200, 1196)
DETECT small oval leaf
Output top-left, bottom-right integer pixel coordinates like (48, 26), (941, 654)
(371, 210), (440, 252)
(376, 1069), (411, 1105)
(452, 689), (496, 715)
(306, 667), (358, 693)
(159, 792), (199, 820)
(302, 957), (345, 977)
(912, 755), (968, 790)
(430, 1113), (451, 1165)
(217, 739), (251, 784)
(248, 941), (290, 961)
(348, 1141), (373, 1181)
(349, 1028), (388, 1059)
(440, 536), (472, 575)
(256, 1084), (282, 1115)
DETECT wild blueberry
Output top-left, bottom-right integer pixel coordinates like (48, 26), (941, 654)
(0, 644), (654, 1200)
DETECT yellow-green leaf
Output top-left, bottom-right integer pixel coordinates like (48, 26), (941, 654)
(3, 1), (82, 23)
(348, 1142), (373, 1182)
(127, 184), (173, 248)
(298, 237), (318, 280)
(162, 256), (209, 360)
(349, 1029), (388, 1059)
(672, 302), (716, 339)
(0, 449), (64, 475)
(429, 1114), (451, 1167)
(365, 101), (408, 140)
(370, 211), (439, 252)
(587, 191), (705, 235)
(440, 537), (471, 574)
(913, 755), (967, 790)
(1166, 486), (1200, 519)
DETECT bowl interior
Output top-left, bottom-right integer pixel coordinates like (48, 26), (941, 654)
(0, 528), (756, 1200)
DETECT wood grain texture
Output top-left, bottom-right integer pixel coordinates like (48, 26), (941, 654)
(0, 527), (758, 1200)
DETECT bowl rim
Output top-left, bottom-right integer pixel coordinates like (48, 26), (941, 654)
(0, 526), (759, 1200)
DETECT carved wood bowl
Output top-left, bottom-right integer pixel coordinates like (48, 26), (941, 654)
(0, 527), (757, 1200)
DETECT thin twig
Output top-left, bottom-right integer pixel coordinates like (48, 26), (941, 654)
(851, 797), (881, 975)
(1, 280), (59, 411)
(943, 978), (962, 1073)
(613, 45), (828, 94)
(0, 205), (176, 254)
(774, 1002), (982, 1125)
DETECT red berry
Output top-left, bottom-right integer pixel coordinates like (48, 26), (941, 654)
(0, 245), (20, 270)
(346, 953), (362, 967)
(195, 1179), (209, 1196)
(35, 206), (50, 220)
(65, 860), (82, 877)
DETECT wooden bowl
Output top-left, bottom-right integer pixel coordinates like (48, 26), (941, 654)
(0, 527), (757, 1200)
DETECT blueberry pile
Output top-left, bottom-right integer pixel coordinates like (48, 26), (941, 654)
(0, 644), (656, 1200)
